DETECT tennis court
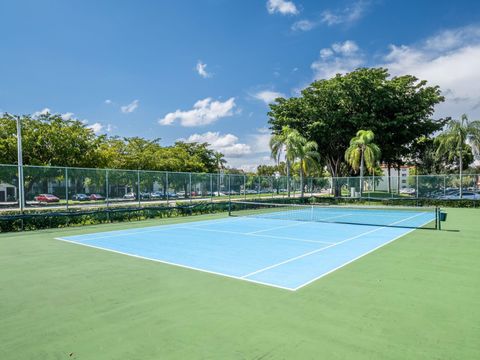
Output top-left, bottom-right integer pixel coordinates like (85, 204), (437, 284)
(56, 202), (438, 291)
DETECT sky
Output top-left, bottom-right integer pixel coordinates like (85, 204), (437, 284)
(1, 0), (480, 170)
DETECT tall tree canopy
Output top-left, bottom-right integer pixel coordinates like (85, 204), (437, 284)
(0, 113), (219, 173)
(268, 68), (445, 180)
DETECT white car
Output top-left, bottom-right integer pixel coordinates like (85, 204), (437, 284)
(123, 192), (136, 200)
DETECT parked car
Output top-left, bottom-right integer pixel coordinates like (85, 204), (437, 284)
(123, 192), (136, 200)
(166, 192), (178, 198)
(139, 192), (151, 199)
(34, 194), (60, 203)
(441, 191), (480, 200)
(150, 191), (163, 199)
(399, 187), (416, 195)
(72, 193), (89, 201)
(89, 193), (105, 201)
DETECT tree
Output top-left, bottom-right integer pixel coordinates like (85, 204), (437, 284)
(268, 68), (445, 195)
(213, 152), (226, 173)
(270, 126), (308, 197)
(0, 113), (106, 167)
(435, 114), (480, 197)
(295, 139), (319, 197)
(345, 130), (381, 195)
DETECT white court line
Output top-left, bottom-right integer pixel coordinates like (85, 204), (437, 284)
(54, 237), (295, 291)
(64, 216), (247, 242)
(245, 213), (355, 235)
(178, 226), (333, 245)
(241, 212), (429, 279)
(245, 221), (305, 235)
(293, 218), (433, 291)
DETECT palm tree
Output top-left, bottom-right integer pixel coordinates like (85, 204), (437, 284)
(213, 151), (226, 172)
(296, 140), (320, 197)
(435, 114), (480, 198)
(345, 130), (381, 196)
(213, 151), (226, 195)
(270, 126), (304, 197)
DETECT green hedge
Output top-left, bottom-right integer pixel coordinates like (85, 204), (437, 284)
(0, 202), (229, 233)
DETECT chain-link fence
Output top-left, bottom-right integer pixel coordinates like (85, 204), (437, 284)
(0, 164), (479, 211)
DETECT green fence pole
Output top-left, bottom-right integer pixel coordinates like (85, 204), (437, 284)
(65, 167), (69, 210)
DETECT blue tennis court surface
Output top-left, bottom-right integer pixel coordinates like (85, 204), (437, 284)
(56, 207), (435, 291)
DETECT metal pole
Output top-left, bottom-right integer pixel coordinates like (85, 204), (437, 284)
(228, 174), (231, 202)
(106, 169), (109, 207)
(416, 175), (419, 199)
(243, 174), (246, 200)
(444, 175), (446, 197)
(65, 167), (69, 210)
(257, 176), (260, 198)
(16, 116), (25, 212)
(137, 170), (141, 207)
(189, 172), (192, 204)
(210, 173), (213, 202)
(166, 172), (169, 205)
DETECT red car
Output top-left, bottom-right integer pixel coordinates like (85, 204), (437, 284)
(34, 194), (60, 203)
(89, 194), (105, 200)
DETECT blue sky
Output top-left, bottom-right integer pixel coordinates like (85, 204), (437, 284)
(1, 0), (480, 170)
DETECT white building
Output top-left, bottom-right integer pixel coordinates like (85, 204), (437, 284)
(375, 165), (416, 191)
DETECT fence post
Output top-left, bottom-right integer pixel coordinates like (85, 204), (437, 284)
(243, 174), (246, 200)
(257, 176), (260, 198)
(210, 173), (213, 202)
(416, 175), (419, 199)
(65, 167), (69, 210)
(443, 175), (446, 197)
(189, 172), (192, 204)
(106, 169), (109, 207)
(137, 170), (141, 207)
(228, 174), (231, 202)
(166, 172), (169, 205)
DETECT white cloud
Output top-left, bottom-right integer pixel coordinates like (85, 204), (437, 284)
(291, 19), (315, 31)
(253, 90), (285, 104)
(184, 132), (251, 157)
(182, 128), (275, 170)
(196, 61), (211, 78)
(266, 0), (298, 15)
(158, 97), (236, 127)
(105, 99), (112, 104)
(32, 108), (51, 118)
(308, 25), (480, 119)
(311, 40), (363, 79)
(381, 25), (480, 119)
(61, 112), (74, 120)
(121, 99), (139, 113)
(249, 127), (271, 153)
(87, 122), (104, 134)
(320, 1), (369, 26)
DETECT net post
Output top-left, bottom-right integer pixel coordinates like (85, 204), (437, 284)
(438, 207), (442, 231)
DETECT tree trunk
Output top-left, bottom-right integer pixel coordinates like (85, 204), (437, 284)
(326, 157), (342, 197)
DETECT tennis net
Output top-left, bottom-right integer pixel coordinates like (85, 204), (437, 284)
(228, 201), (439, 229)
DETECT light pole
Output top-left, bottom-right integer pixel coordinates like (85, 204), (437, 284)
(16, 116), (25, 212)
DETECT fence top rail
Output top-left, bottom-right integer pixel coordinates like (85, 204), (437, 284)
(0, 163), (478, 180)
